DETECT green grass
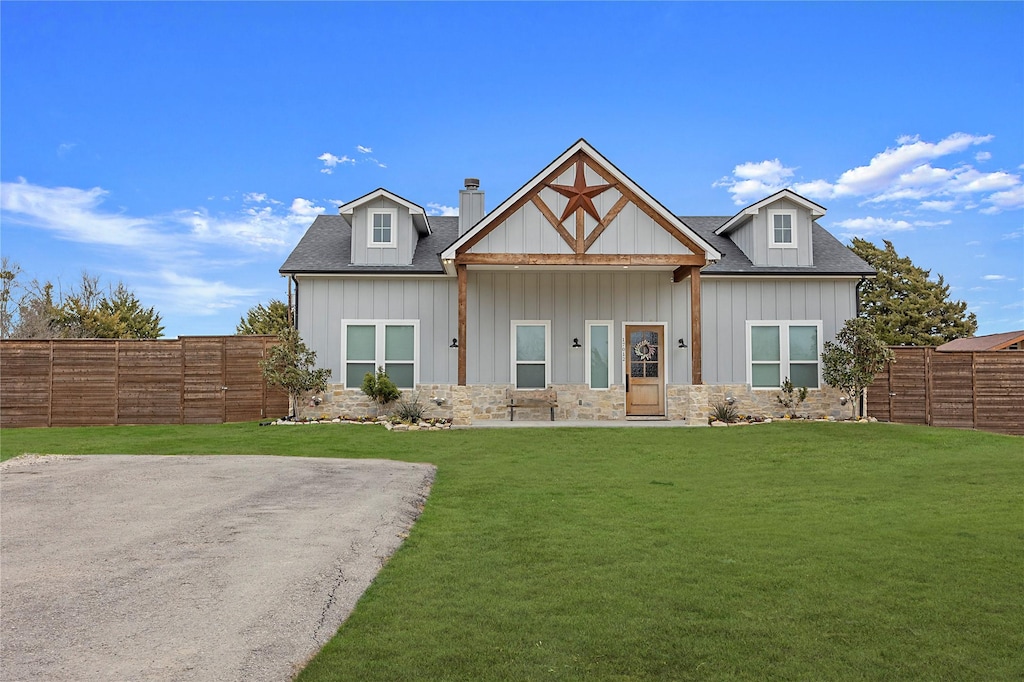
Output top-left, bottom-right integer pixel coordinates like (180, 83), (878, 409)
(2, 423), (1021, 680)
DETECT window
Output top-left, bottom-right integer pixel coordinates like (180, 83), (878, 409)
(586, 321), (613, 390)
(769, 210), (796, 247)
(747, 321), (821, 389)
(343, 320), (418, 388)
(511, 321), (550, 389)
(369, 210), (396, 247)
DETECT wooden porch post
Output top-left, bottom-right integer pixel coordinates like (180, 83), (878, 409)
(690, 265), (702, 385)
(457, 263), (467, 386)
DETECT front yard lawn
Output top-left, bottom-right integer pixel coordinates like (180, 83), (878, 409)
(2, 423), (1021, 680)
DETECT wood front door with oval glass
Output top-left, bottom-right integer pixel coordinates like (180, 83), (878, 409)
(625, 325), (665, 416)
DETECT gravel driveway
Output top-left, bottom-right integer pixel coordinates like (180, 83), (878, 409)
(0, 454), (435, 682)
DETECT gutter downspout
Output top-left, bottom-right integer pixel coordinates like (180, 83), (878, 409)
(855, 275), (867, 418)
(290, 275), (299, 329)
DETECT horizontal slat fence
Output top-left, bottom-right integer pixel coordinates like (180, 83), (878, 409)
(867, 347), (1024, 436)
(0, 337), (288, 428)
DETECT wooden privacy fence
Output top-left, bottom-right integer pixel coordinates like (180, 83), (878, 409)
(0, 336), (289, 428)
(867, 346), (1024, 436)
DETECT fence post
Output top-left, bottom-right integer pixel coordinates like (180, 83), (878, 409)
(924, 347), (932, 427)
(47, 340), (54, 427)
(971, 351), (978, 429)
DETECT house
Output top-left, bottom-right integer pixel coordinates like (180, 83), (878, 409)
(937, 330), (1024, 352)
(280, 139), (874, 423)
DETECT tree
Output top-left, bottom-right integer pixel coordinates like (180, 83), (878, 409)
(821, 317), (895, 419)
(1, 266), (163, 339)
(851, 238), (977, 346)
(237, 299), (290, 335)
(259, 327), (331, 418)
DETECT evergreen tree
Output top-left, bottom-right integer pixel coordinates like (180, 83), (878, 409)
(851, 238), (977, 346)
(237, 299), (290, 335)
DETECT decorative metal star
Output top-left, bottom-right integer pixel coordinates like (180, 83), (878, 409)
(547, 158), (614, 223)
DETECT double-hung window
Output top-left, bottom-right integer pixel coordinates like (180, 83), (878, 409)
(369, 210), (396, 247)
(511, 321), (550, 389)
(585, 321), (613, 389)
(747, 321), (821, 389)
(343, 320), (418, 389)
(769, 210), (796, 247)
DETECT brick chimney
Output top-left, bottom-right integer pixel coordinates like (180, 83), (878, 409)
(458, 178), (484, 236)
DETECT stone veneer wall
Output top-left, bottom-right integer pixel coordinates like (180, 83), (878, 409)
(298, 382), (854, 425)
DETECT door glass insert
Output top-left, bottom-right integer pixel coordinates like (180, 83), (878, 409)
(629, 329), (660, 379)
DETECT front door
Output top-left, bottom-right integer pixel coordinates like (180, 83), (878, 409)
(625, 325), (665, 416)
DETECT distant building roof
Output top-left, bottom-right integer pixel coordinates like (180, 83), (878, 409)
(937, 330), (1024, 351)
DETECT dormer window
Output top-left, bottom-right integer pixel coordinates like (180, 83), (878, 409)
(370, 210), (396, 247)
(769, 210), (796, 248)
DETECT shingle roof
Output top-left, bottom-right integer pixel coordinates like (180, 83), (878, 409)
(280, 215), (458, 274)
(682, 216), (875, 276)
(280, 213), (874, 277)
(937, 330), (1024, 351)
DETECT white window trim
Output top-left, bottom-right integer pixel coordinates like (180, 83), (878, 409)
(341, 319), (419, 388)
(745, 320), (822, 390)
(585, 320), (614, 390)
(510, 320), (551, 390)
(368, 209), (397, 248)
(768, 209), (797, 248)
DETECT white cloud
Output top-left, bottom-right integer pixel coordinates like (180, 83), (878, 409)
(981, 186), (1024, 213)
(57, 142), (77, 157)
(1, 179), (168, 249)
(976, 151), (992, 162)
(243, 192), (268, 203)
(356, 145), (373, 154)
(965, 240), (982, 246)
(911, 220), (951, 227)
(715, 133), (1022, 214)
(831, 132), (992, 197)
(136, 271), (262, 316)
(833, 216), (914, 237)
(318, 152), (355, 174)
(713, 159), (796, 205)
(426, 202), (458, 217)
(919, 200), (956, 212)
(983, 274), (1009, 281)
(1002, 229), (1023, 240)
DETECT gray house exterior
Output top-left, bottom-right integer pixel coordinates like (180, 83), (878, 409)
(280, 139), (873, 423)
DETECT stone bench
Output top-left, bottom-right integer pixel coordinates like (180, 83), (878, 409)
(506, 388), (557, 421)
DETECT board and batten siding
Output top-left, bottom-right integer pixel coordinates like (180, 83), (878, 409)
(296, 277), (457, 385)
(349, 197), (418, 266)
(470, 166), (694, 258)
(733, 198), (814, 267)
(701, 277), (858, 384)
(467, 270), (693, 385)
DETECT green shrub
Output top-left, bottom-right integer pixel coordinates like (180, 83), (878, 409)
(392, 392), (426, 423)
(710, 401), (739, 423)
(361, 367), (400, 416)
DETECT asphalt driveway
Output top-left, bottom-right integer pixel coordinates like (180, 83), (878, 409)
(0, 454), (435, 682)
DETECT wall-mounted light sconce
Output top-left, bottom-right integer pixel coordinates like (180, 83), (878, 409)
(572, 338), (582, 348)
(449, 338), (459, 349)
(678, 338), (687, 348)
(839, 396), (848, 406)
(725, 396), (736, 406)
(431, 396), (446, 406)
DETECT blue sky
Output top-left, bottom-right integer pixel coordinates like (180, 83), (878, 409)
(2, 1), (1022, 338)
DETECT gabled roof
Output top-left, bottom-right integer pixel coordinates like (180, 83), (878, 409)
(441, 138), (722, 263)
(338, 188), (431, 235)
(937, 330), (1024, 352)
(280, 215), (457, 274)
(715, 189), (827, 236)
(683, 216), (875, 276)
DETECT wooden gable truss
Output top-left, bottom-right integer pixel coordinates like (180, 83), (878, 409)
(446, 140), (719, 387)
